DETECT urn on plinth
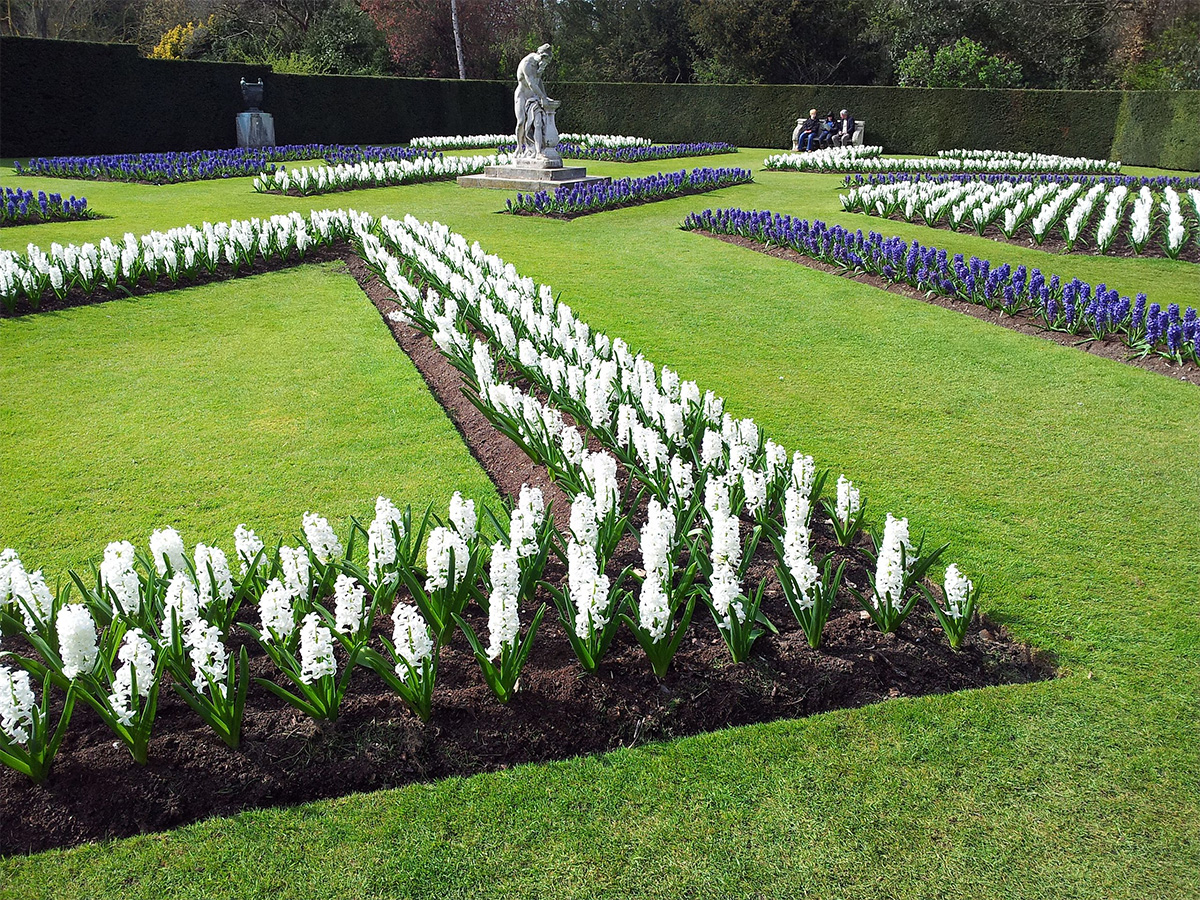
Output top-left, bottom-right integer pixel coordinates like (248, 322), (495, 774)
(236, 78), (276, 148)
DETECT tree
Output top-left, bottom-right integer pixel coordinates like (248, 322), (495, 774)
(685, 0), (885, 84)
(898, 37), (1021, 89)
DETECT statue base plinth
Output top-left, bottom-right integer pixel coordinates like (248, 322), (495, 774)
(457, 164), (609, 192)
(236, 112), (276, 148)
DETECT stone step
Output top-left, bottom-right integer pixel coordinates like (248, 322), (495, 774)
(457, 173), (611, 192)
(482, 165), (591, 181)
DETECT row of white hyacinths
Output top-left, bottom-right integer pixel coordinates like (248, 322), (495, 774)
(251, 154), (512, 197)
(786, 149), (1121, 175)
(407, 133), (651, 150)
(357, 213), (981, 665)
(762, 146), (884, 172)
(0, 209), (363, 311)
(842, 179), (1200, 258)
(0, 482), (563, 780)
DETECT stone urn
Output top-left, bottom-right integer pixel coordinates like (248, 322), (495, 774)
(241, 78), (264, 112)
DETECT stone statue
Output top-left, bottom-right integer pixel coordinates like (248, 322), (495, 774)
(514, 44), (562, 166)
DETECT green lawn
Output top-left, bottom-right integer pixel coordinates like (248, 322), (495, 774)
(1, 150), (1198, 899)
(0, 262), (497, 576)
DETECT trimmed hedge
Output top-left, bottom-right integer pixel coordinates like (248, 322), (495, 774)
(3, 36), (1197, 171)
(0, 37), (510, 157)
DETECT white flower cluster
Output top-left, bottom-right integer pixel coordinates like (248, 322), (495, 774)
(509, 485), (545, 559)
(637, 499), (676, 641)
(812, 149), (1121, 176)
(559, 133), (652, 148)
(355, 213), (979, 647)
(391, 602), (433, 680)
(782, 487), (819, 609)
(0, 209), (361, 309)
(99, 540), (141, 617)
(367, 496), (406, 586)
(333, 573), (367, 636)
(0, 549), (54, 631)
(409, 134), (512, 149)
(298, 612), (337, 684)
(302, 512), (344, 564)
(0, 665), (36, 745)
(107, 628), (156, 726)
(835, 475), (860, 530)
(425, 526), (469, 593)
(486, 542), (521, 659)
(942, 564), (973, 620)
(873, 514), (913, 612)
(842, 179), (1193, 255)
(763, 145), (884, 171)
(56, 603), (99, 680)
(252, 155), (512, 196)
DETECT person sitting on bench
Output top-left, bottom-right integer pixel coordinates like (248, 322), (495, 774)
(832, 109), (857, 147)
(792, 109), (821, 151)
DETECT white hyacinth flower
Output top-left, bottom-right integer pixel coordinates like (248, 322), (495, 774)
(56, 603), (99, 680)
(486, 542), (521, 660)
(568, 540), (611, 639)
(873, 514), (912, 611)
(509, 485), (545, 559)
(298, 612), (336, 684)
(279, 545), (311, 599)
(448, 491), (477, 542)
(391, 603), (433, 680)
(161, 571), (201, 646)
(333, 573), (367, 636)
(425, 526), (469, 592)
(184, 618), (228, 695)
(258, 578), (296, 641)
(194, 543), (234, 611)
(149, 527), (187, 576)
(943, 564), (973, 619)
(0, 665), (36, 745)
(233, 524), (265, 576)
(302, 512), (344, 565)
(835, 475), (860, 527)
(99, 540), (142, 618)
(367, 496), (406, 586)
(107, 628), (156, 726)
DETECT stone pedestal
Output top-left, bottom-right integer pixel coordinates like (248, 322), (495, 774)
(458, 163), (609, 192)
(236, 112), (276, 148)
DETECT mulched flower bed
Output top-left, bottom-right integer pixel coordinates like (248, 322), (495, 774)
(0, 245), (349, 318)
(697, 231), (1200, 387)
(0, 250), (1053, 856)
(506, 183), (750, 221)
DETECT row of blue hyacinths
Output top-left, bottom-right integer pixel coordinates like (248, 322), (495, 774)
(507, 168), (753, 218)
(1, 188), (92, 226)
(682, 208), (1199, 365)
(14, 145), (434, 185)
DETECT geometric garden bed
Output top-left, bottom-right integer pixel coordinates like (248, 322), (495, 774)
(0, 239), (1051, 854)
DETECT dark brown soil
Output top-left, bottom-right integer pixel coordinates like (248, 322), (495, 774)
(0, 244), (350, 318)
(0, 247), (1054, 857)
(700, 232), (1200, 387)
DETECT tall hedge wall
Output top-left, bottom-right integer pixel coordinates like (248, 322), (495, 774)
(0, 37), (511, 157)
(2, 36), (1197, 171)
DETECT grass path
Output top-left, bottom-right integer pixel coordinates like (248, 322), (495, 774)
(0, 262), (497, 575)
(1, 151), (1198, 899)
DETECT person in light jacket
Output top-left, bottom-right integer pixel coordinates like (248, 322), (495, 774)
(832, 109), (857, 147)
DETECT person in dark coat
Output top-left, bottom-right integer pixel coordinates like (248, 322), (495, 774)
(791, 109), (820, 151)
